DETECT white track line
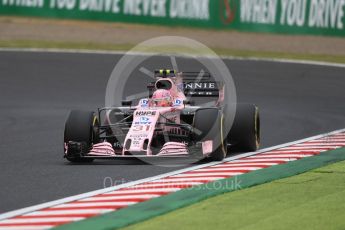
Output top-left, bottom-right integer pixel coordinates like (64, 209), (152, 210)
(155, 177), (226, 183)
(0, 128), (344, 221)
(233, 158), (296, 162)
(170, 172), (243, 177)
(24, 209), (114, 216)
(306, 140), (345, 143)
(261, 150), (327, 153)
(53, 202), (136, 208)
(105, 188), (180, 194)
(278, 146), (337, 150)
(247, 154), (313, 158)
(80, 194), (159, 201)
(129, 182), (203, 189)
(260, 152), (317, 155)
(0, 217), (83, 223)
(212, 162), (278, 167)
(195, 166), (261, 171)
(194, 167), (263, 172)
(294, 143), (345, 146)
(1, 48), (345, 69)
(0, 226), (54, 230)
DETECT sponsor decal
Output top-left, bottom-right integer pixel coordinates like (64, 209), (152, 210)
(184, 82), (217, 90)
(240, 0), (345, 29)
(307, 0), (345, 29)
(1, 0), (345, 36)
(135, 110), (156, 116)
(1, 0), (210, 20)
(132, 124), (151, 132)
(129, 133), (148, 138)
(167, 116), (177, 122)
(169, 0), (210, 20)
(186, 91), (217, 96)
(220, 0), (236, 24)
(140, 116), (150, 122)
(134, 116), (152, 125)
(240, 0), (277, 24)
(139, 99), (149, 107)
(132, 140), (140, 147)
(173, 98), (183, 106)
(164, 111), (179, 123)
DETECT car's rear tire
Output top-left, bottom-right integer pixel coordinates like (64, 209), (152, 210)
(193, 108), (227, 161)
(228, 104), (260, 152)
(64, 110), (98, 163)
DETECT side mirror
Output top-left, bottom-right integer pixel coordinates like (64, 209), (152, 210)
(183, 100), (195, 106)
(121, 100), (132, 106)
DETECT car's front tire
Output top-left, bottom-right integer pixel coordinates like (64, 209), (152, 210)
(228, 104), (260, 152)
(193, 108), (227, 161)
(64, 110), (98, 163)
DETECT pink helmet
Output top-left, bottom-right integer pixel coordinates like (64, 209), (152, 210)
(152, 89), (172, 107)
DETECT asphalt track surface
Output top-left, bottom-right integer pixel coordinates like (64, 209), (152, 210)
(0, 51), (345, 213)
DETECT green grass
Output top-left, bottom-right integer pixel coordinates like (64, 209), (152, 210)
(213, 48), (345, 64)
(1, 40), (345, 64)
(121, 160), (345, 230)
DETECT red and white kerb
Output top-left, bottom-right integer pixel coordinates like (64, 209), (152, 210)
(0, 132), (345, 229)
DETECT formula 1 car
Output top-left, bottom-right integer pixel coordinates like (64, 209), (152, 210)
(63, 69), (260, 162)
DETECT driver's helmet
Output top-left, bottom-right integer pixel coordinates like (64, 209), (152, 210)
(152, 89), (172, 107)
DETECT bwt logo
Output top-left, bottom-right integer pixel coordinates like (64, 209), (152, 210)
(220, 0), (236, 25)
(139, 117), (151, 124)
(174, 99), (182, 106)
(140, 99), (149, 107)
(140, 117), (150, 122)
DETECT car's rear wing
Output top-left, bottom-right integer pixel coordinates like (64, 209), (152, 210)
(150, 70), (223, 97)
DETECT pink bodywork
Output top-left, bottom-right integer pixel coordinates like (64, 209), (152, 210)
(123, 104), (184, 155)
(89, 76), (215, 157)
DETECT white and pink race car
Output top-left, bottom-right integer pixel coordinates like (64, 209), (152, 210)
(63, 69), (260, 162)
